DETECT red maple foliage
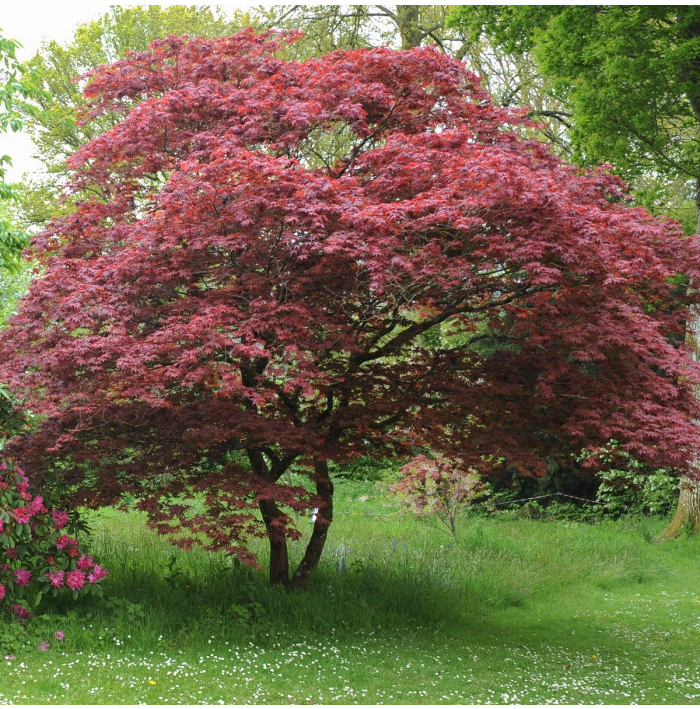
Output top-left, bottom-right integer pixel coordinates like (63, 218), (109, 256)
(3, 30), (700, 587)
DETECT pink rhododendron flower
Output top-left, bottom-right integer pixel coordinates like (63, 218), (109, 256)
(56, 535), (80, 557)
(46, 570), (65, 588)
(38, 641), (49, 651)
(51, 510), (69, 529)
(13, 568), (32, 587)
(11, 507), (31, 524)
(55, 630), (64, 641)
(88, 564), (108, 583)
(11, 604), (30, 619)
(0, 458), (108, 614)
(65, 568), (86, 591)
(77, 554), (94, 570)
(54, 534), (71, 549)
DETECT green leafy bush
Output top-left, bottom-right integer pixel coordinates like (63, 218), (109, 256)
(586, 442), (679, 517)
(0, 383), (27, 445)
(596, 467), (678, 517)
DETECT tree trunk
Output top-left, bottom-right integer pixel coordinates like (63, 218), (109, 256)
(290, 455), (334, 591)
(395, 5), (424, 50)
(660, 175), (700, 538)
(658, 476), (700, 539)
(247, 446), (291, 586)
(259, 498), (291, 587)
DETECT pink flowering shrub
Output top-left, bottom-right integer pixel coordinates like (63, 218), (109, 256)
(0, 458), (107, 618)
(389, 454), (489, 537)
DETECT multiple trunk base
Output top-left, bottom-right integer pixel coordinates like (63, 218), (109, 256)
(261, 456), (334, 591)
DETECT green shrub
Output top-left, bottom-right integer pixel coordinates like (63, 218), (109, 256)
(596, 467), (678, 517)
(585, 441), (678, 517)
(0, 383), (27, 445)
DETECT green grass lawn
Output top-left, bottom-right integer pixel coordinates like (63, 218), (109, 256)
(1, 479), (700, 704)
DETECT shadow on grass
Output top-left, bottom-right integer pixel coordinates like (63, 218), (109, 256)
(33, 508), (693, 654)
(40, 558), (484, 647)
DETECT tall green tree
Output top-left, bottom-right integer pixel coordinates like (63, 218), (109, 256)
(0, 27), (41, 438)
(0, 28), (40, 269)
(256, 5), (469, 56)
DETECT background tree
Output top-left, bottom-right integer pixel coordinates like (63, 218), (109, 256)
(449, 4), (700, 536)
(0, 27), (44, 438)
(449, 6), (700, 230)
(3, 32), (700, 587)
(0, 27), (40, 268)
(256, 5), (466, 56)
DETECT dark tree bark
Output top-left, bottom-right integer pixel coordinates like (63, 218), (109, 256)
(247, 446), (291, 586)
(259, 497), (291, 586)
(290, 455), (334, 590)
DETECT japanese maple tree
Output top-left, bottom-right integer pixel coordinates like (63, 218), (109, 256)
(3, 29), (700, 588)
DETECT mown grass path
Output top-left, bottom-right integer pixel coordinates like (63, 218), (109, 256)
(1, 480), (699, 704)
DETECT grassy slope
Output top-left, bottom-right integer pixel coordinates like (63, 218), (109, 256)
(1, 479), (699, 704)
